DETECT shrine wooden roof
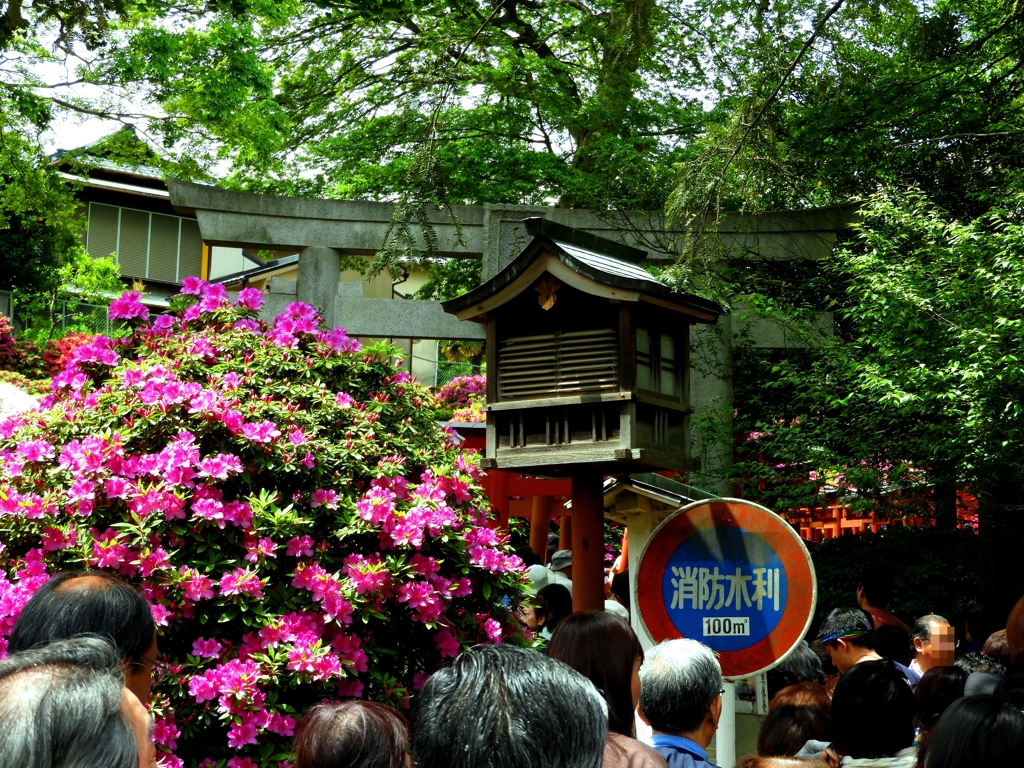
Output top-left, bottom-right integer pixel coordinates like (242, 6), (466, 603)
(442, 218), (724, 323)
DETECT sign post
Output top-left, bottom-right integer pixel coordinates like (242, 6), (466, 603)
(635, 499), (817, 766)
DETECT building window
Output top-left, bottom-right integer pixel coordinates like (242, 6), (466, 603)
(636, 328), (680, 399)
(84, 202), (203, 283)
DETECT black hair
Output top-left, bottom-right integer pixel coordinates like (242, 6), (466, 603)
(537, 583), (572, 635)
(915, 666), (967, 730)
(872, 625), (912, 668)
(954, 652), (1005, 677)
(767, 644), (825, 700)
(8, 571), (155, 668)
(515, 548), (542, 567)
(858, 567), (894, 609)
(610, 570), (631, 613)
(830, 660), (916, 759)
(0, 636), (138, 768)
(412, 645), (606, 768)
(757, 705), (831, 757)
(819, 608), (874, 650)
(548, 611), (643, 737)
(808, 639), (839, 676)
(918, 695), (1024, 768)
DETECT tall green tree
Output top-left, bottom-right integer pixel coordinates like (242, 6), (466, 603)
(731, 188), (1024, 617)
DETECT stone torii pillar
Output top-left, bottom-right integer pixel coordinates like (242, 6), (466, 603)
(296, 246), (341, 329)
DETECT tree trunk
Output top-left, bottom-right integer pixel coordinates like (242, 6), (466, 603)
(978, 477), (1024, 627)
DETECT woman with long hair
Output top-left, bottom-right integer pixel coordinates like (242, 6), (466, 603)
(547, 611), (667, 768)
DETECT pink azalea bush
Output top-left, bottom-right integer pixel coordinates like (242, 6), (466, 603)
(0, 280), (529, 767)
(435, 375), (486, 410)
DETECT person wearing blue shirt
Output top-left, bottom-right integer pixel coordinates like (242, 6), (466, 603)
(638, 638), (723, 768)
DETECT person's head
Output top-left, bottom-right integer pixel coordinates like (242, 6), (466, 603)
(638, 638), (723, 745)
(549, 550), (572, 579)
(872, 625), (911, 668)
(294, 701), (409, 768)
(537, 584), (572, 635)
(9, 571), (157, 703)
(1006, 594), (1024, 669)
(830, 660), (915, 759)
(609, 571), (630, 614)
(910, 614), (955, 672)
(767, 644), (825, 701)
(547, 610), (644, 737)
(807, 639), (840, 695)
(918, 695), (1024, 768)
(412, 645), (606, 768)
(515, 548), (542, 568)
(0, 636), (145, 768)
(518, 594), (549, 634)
(818, 607), (874, 673)
(769, 682), (832, 714)
(756, 705), (831, 757)
(915, 665), (967, 733)
(856, 568), (894, 610)
(954, 651), (1005, 677)
(982, 628), (1010, 667)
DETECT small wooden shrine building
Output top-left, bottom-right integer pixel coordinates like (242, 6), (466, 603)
(443, 218), (723, 610)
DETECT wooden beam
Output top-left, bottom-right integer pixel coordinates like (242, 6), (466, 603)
(508, 477), (572, 496)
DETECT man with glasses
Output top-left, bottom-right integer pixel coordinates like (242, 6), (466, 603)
(909, 614), (957, 676)
(8, 570), (159, 704)
(638, 638), (723, 768)
(819, 607), (921, 685)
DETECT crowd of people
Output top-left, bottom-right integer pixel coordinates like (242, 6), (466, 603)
(2, 565), (1024, 768)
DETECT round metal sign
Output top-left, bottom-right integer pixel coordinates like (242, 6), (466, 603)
(636, 498), (817, 679)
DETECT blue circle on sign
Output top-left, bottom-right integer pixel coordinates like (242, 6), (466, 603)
(660, 526), (789, 652)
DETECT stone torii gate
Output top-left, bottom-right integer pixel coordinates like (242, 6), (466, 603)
(167, 179), (853, 625)
(168, 178), (853, 490)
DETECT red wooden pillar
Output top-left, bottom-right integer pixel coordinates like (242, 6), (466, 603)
(529, 496), (550, 564)
(489, 470), (510, 532)
(571, 470), (605, 613)
(559, 515), (572, 551)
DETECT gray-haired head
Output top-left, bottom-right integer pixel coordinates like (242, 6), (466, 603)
(638, 638), (723, 735)
(0, 635), (137, 768)
(910, 614), (950, 647)
(412, 644), (607, 768)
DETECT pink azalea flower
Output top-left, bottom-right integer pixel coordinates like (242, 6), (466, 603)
(310, 488), (338, 509)
(435, 628), (461, 658)
(150, 604), (172, 626)
(335, 392), (355, 408)
(285, 536), (314, 557)
(180, 276), (207, 295)
(336, 679), (364, 698)
(153, 713), (180, 750)
(235, 287), (264, 312)
(108, 291), (149, 321)
(300, 452), (316, 469)
(241, 421), (281, 443)
(192, 637), (223, 658)
(220, 568), (265, 599)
